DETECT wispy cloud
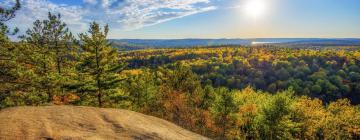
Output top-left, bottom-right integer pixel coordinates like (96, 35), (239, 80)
(2, 0), (87, 34)
(1, 0), (217, 34)
(113, 0), (216, 30)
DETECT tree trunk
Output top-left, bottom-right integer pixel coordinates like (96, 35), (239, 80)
(57, 57), (61, 74)
(98, 92), (102, 107)
(47, 88), (52, 102)
(95, 44), (102, 107)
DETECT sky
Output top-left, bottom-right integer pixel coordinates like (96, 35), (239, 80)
(1, 0), (360, 39)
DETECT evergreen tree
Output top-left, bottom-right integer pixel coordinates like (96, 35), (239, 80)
(0, 0), (20, 22)
(0, 0), (21, 82)
(23, 18), (55, 102)
(124, 70), (158, 112)
(0, 0), (20, 35)
(210, 87), (238, 138)
(200, 85), (216, 110)
(46, 12), (71, 74)
(46, 13), (78, 100)
(258, 90), (297, 139)
(22, 12), (77, 103)
(77, 22), (125, 107)
(0, 0), (23, 108)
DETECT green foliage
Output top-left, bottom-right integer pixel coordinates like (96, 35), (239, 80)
(311, 85), (322, 94)
(21, 12), (77, 103)
(0, 1), (34, 107)
(200, 85), (216, 109)
(75, 22), (125, 107)
(210, 87), (238, 137)
(124, 47), (360, 104)
(258, 90), (297, 139)
(123, 70), (158, 112)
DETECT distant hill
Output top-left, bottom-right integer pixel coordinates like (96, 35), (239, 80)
(0, 106), (208, 140)
(277, 38), (360, 46)
(110, 38), (360, 50)
(109, 39), (250, 49)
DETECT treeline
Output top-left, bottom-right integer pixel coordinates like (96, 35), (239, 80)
(1, 2), (360, 139)
(123, 47), (360, 104)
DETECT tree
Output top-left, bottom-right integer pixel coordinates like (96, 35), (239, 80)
(0, 0), (20, 22)
(292, 97), (326, 139)
(258, 90), (297, 139)
(0, 0), (21, 81)
(77, 22), (125, 107)
(311, 84), (322, 94)
(23, 15), (63, 102)
(0, 0), (24, 108)
(235, 86), (268, 139)
(124, 70), (158, 112)
(210, 87), (238, 138)
(45, 12), (78, 100)
(200, 85), (216, 110)
(0, 0), (20, 36)
(349, 72), (360, 82)
(157, 64), (204, 131)
(323, 99), (360, 139)
(45, 12), (73, 74)
(276, 68), (290, 81)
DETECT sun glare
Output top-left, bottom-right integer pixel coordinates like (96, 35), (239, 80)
(244, 0), (267, 18)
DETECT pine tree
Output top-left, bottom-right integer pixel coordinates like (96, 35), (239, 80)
(46, 12), (78, 100)
(0, 0), (21, 79)
(124, 70), (158, 112)
(22, 12), (77, 103)
(210, 87), (238, 138)
(0, 0), (20, 22)
(0, 0), (22, 108)
(23, 18), (56, 102)
(0, 0), (20, 38)
(258, 90), (297, 139)
(45, 13), (69, 74)
(77, 22), (125, 107)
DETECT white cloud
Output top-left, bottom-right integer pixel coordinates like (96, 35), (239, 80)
(113, 0), (216, 30)
(1, 0), (217, 35)
(1, 0), (87, 35)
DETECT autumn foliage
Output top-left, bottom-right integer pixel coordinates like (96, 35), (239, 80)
(1, 2), (359, 139)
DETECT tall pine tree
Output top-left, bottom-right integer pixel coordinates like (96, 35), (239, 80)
(23, 12), (76, 102)
(210, 87), (238, 138)
(77, 22), (125, 107)
(46, 13), (78, 99)
(0, 0), (23, 108)
(0, 0), (21, 84)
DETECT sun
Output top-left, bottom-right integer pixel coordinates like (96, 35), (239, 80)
(244, 0), (267, 18)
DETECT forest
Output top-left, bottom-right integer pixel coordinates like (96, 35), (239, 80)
(122, 46), (360, 104)
(1, 1), (360, 139)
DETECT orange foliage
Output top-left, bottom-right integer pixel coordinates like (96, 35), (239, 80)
(52, 93), (80, 105)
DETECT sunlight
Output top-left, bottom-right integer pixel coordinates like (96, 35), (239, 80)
(244, 0), (267, 18)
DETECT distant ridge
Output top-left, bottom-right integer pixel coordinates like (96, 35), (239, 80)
(110, 38), (360, 50)
(109, 39), (250, 49)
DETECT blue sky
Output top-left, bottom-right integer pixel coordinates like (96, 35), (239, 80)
(2, 0), (360, 39)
